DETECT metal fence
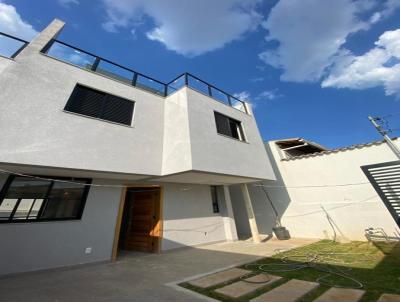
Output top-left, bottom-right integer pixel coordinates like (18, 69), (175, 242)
(41, 39), (248, 113)
(0, 33), (248, 113)
(0, 32), (28, 58)
(42, 39), (167, 97)
(362, 160), (400, 228)
(167, 73), (247, 113)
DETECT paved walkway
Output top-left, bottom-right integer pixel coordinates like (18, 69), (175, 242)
(250, 279), (319, 302)
(0, 238), (315, 302)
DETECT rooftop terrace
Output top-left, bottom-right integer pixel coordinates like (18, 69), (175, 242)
(0, 31), (248, 114)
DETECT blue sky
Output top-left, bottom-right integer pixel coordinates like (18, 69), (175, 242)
(1, 0), (400, 148)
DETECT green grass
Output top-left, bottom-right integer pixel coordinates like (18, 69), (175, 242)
(180, 240), (400, 302)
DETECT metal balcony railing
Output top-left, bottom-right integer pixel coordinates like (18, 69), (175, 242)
(0, 33), (248, 113)
(0, 32), (28, 59)
(41, 39), (167, 97)
(167, 73), (248, 113)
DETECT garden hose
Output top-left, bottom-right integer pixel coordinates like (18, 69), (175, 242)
(242, 251), (370, 288)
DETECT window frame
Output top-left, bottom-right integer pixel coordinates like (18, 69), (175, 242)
(214, 111), (246, 142)
(210, 185), (220, 213)
(64, 84), (135, 127)
(0, 175), (91, 224)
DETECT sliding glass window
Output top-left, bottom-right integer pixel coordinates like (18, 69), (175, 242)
(0, 175), (91, 223)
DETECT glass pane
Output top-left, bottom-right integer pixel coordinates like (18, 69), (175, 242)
(0, 35), (25, 58)
(96, 61), (134, 85)
(6, 177), (52, 199)
(187, 75), (209, 95)
(229, 120), (240, 140)
(167, 75), (185, 95)
(231, 98), (246, 113)
(28, 199), (44, 219)
(46, 41), (96, 70)
(0, 198), (18, 220)
(13, 199), (35, 220)
(136, 75), (165, 96)
(41, 181), (87, 219)
(210, 87), (229, 105)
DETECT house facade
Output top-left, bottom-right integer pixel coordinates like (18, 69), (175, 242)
(0, 20), (275, 275)
(231, 138), (400, 241)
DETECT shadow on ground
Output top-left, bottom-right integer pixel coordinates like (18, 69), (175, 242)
(0, 238), (315, 302)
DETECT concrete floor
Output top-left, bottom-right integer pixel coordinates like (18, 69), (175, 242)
(0, 238), (316, 302)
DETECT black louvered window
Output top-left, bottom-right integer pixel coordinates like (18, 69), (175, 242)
(214, 112), (245, 141)
(65, 84), (134, 126)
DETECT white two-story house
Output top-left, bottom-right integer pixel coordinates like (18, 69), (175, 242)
(0, 20), (275, 276)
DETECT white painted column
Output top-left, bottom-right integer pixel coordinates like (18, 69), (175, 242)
(222, 185), (238, 241)
(18, 19), (65, 59)
(240, 183), (260, 243)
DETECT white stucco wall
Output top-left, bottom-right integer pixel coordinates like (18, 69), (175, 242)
(162, 89), (193, 175)
(233, 140), (400, 241)
(0, 21), (165, 177)
(186, 88), (275, 180)
(276, 141), (400, 241)
(0, 173), (234, 275)
(0, 20), (275, 183)
(162, 183), (228, 250)
(0, 177), (122, 276)
(0, 56), (12, 73)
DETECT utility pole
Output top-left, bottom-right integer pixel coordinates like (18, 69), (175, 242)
(368, 116), (400, 159)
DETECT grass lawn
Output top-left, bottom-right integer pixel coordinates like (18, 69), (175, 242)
(180, 240), (400, 302)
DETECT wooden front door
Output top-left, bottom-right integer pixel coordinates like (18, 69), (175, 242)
(120, 188), (161, 253)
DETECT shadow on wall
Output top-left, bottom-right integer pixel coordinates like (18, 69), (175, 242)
(161, 185), (232, 250)
(230, 143), (292, 238)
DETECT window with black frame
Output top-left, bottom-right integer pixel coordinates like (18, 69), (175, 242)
(210, 185), (220, 213)
(0, 175), (91, 223)
(64, 84), (135, 126)
(214, 112), (245, 141)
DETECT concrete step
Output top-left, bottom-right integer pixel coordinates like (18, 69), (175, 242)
(250, 279), (319, 302)
(378, 294), (400, 302)
(215, 274), (282, 298)
(313, 288), (365, 302)
(188, 268), (251, 288)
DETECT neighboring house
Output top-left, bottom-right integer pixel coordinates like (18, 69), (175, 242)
(0, 20), (276, 275)
(231, 137), (400, 241)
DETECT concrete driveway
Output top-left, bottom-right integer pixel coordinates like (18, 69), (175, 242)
(0, 238), (316, 302)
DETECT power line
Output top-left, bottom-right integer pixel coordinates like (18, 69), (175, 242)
(253, 182), (370, 189)
(283, 195), (378, 218)
(0, 168), (131, 188)
(0, 167), (375, 190)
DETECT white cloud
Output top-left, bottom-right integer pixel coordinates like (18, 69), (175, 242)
(101, 0), (263, 56)
(233, 89), (282, 110)
(0, 2), (37, 40)
(322, 29), (400, 96)
(233, 91), (253, 110)
(369, 0), (400, 23)
(58, 0), (79, 8)
(233, 91), (251, 101)
(258, 0), (400, 96)
(259, 0), (375, 82)
(255, 89), (282, 101)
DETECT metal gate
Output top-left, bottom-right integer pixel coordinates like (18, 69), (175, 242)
(361, 160), (400, 227)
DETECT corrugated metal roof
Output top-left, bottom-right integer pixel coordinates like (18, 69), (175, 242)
(274, 137), (327, 151)
(275, 137), (398, 161)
